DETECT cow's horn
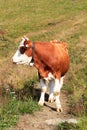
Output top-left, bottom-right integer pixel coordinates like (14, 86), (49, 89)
(23, 36), (29, 40)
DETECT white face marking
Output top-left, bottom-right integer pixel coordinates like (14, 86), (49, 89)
(12, 47), (32, 65)
(19, 38), (25, 47)
(12, 38), (32, 65)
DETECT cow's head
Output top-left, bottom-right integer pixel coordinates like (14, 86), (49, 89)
(12, 36), (33, 65)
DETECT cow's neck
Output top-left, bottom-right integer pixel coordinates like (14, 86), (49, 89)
(32, 42), (51, 78)
(29, 42), (35, 65)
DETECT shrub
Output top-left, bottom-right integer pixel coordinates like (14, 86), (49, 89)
(57, 122), (79, 130)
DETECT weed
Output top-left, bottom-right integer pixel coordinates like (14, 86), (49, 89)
(0, 98), (19, 129)
(0, 79), (41, 130)
(0, 98), (41, 130)
(78, 116), (87, 130)
(18, 99), (41, 114)
(16, 77), (38, 100)
(57, 122), (79, 130)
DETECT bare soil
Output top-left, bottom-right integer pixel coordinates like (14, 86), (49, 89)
(10, 90), (75, 130)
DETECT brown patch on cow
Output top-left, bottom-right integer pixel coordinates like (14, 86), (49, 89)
(20, 46), (27, 54)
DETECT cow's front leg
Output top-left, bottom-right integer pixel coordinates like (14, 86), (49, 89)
(54, 78), (63, 112)
(38, 79), (47, 106)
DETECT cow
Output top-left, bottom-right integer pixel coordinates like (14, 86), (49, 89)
(12, 36), (70, 112)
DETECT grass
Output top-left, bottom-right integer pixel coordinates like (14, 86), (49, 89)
(0, 98), (41, 130)
(57, 117), (87, 130)
(57, 122), (79, 130)
(0, 79), (41, 130)
(0, 0), (87, 129)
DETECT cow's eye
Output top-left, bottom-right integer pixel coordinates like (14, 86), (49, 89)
(20, 46), (27, 54)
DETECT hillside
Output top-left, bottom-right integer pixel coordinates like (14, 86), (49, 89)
(0, 0), (87, 129)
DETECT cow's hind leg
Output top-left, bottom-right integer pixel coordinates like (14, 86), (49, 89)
(48, 79), (55, 103)
(38, 79), (47, 106)
(54, 77), (63, 112)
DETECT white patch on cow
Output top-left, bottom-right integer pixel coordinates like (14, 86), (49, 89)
(26, 44), (29, 48)
(29, 62), (34, 67)
(48, 72), (55, 79)
(48, 77), (63, 104)
(12, 50), (21, 61)
(19, 38), (25, 47)
(12, 49), (32, 65)
(38, 76), (64, 112)
(44, 72), (55, 81)
(59, 77), (64, 89)
(54, 79), (61, 92)
(38, 79), (47, 106)
(48, 79), (55, 103)
(54, 78), (63, 112)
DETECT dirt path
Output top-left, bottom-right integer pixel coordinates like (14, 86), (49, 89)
(10, 90), (76, 130)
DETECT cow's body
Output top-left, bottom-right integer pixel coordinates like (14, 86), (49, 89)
(12, 37), (70, 112)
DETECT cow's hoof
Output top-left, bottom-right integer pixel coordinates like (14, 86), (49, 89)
(56, 107), (62, 112)
(38, 100), (44, 106)
(48, 97), (55, 103)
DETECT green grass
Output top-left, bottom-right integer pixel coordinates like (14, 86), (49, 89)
(0, 98), (41, 130)
(0, 0), (87, 129)
(0, 79), (41, 130)
(57, 122), (79, 130)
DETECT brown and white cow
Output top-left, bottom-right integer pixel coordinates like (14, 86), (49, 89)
(12, 36), (70, 112)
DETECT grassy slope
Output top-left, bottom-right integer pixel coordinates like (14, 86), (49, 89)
(0, 0), (87, 129)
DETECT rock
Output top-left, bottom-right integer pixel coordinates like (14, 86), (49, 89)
(45, 118), (78, 125)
